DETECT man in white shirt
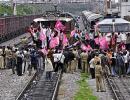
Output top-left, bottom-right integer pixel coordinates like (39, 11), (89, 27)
(89, 57), (95, 79)
(116, 33), (122, 43)
(120, 33), (127, 44)
(53, 51), (65, 72)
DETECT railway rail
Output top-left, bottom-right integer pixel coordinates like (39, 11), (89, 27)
(16, 70), (62, 100)
(107, 76), (130, 100)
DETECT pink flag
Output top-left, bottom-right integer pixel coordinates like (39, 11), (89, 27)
(39, 30), (46, 41)
(55, 20), (65, 31)
(50, 37), (59, 48)
(99, 37), (109, 50)
(86, 45), (92, 51)
(81, 44), (92, 52)
(70, 29), (76, 37)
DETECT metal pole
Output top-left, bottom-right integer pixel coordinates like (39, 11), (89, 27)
(119, 0), (122, 17)
(110, 0), (112, 14)
(105, 0), (108, 15)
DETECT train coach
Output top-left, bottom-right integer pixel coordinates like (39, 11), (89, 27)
(82, 10), (103, 33)
(0, 14), (42, 43)
(33, 11), (76, 35)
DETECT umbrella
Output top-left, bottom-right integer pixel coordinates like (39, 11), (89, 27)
(97, 18), (130, 33)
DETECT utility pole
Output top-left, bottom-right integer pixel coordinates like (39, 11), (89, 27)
(13, 3), (17, 15)
(105, 0), (108, 15)
(119, 0), (122, 17)
(11, 0), (17, 15)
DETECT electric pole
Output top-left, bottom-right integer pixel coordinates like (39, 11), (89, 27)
(11, 0), (17, 15)
(105, 0), (108, 15)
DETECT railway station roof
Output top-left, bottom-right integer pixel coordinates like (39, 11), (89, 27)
(33, 17), (73, 22)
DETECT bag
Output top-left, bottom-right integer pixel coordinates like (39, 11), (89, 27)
(56, 54), (63, 64)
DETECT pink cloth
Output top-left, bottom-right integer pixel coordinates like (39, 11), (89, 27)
(86, 45), (92, 51)
(81, 44), (87, 51)
(81, 44), (92, 52)
(50, 36), (59, 48)
(99, 37), (109, 50)
(55, 20), (65, 31)
(39, 27), (46, 41)
(70, 30), (76, 37)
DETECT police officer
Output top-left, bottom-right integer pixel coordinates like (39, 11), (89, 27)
(80, 50), (88, 73)
(16, 51), (23, 76)
(5, 46), (12, 69)
(0, 48), (4, 69)
(95, 61), (104, 92)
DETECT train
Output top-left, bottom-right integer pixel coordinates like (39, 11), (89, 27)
(0, 8), (76, 44)
(33, 11), (76, 35)
(82, 10), (103, 33)
(0, 14), (42, 43)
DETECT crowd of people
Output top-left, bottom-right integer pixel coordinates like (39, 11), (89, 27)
(28, 19), (130, 92)
(0, 19), (130, 93)
(0, 45), (44, 76)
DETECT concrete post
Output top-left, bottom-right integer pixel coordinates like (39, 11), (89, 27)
(13, 2), (17, 15)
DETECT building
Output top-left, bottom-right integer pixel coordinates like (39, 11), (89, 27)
(120, 0), (130, 18)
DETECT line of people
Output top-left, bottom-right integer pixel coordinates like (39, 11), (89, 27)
(0, 45), (44, 76)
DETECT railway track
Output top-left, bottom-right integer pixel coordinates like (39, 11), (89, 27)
(16, 70), (62, 100)
(107, 76), (130, 100)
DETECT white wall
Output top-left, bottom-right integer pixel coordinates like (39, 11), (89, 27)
(121, 1), (130, 18)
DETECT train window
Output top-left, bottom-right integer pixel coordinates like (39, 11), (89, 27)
(115, 24), (130, 32)
(99, 25), (113, 33)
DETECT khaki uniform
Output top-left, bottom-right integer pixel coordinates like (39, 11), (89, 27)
(80, 52), (88, 73)
(70, 58), (77, 73)
(95, 64), (104, 91)
(21, 37), (27, 45)
(94, 56), (101, 65)
(72, 50), (79, 71)
(5, 48), (12, 68)
(0, 49), (4, 69)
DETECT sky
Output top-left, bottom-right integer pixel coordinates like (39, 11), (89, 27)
(115, 0), (118, 2)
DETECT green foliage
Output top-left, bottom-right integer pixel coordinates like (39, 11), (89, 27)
(16, 4), (34, 15)
(0, 4), (13, 16)
(0, 4), (34, 16)
(74, 73), (98, 100)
